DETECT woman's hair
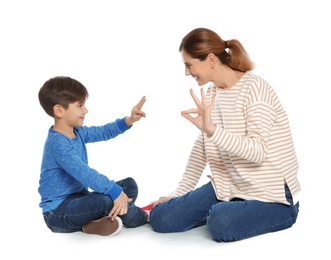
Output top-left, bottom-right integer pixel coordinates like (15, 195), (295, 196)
(38, 76), (89, 117)
(179, 28), (255, 72)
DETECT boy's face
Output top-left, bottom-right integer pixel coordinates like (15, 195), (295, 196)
(61, 100), (88, 127)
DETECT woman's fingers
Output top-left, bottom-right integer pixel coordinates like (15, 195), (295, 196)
(189, 88), (201, 106)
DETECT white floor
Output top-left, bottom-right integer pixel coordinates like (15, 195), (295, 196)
(4, 199), (327, 259)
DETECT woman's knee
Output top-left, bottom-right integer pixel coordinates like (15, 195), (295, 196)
(206, 200), (300, 242)
(206, 207), (234, 242)
(149, 206), (170, 232)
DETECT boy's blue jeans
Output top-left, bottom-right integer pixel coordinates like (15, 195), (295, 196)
(149, 182), (299, 242)
(43, 177), (147, 233)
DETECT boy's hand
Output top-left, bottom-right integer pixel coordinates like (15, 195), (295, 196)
(125, 96), (146, 126)
(108, 191), (133, 221)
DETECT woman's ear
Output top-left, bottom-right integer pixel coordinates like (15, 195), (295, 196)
(53, 104), (64, 118)
(207, 53), (216, 69)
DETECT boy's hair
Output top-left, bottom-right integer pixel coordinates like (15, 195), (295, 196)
(38, 76), (89, 117)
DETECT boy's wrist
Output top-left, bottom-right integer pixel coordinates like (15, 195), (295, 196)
(125, 116), (133, 126)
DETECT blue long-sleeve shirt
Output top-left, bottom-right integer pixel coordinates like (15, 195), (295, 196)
(38, 117), (131, 213)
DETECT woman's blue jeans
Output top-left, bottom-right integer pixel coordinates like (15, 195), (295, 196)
(149, 182), (299, 242)
(43, 177), (147, 233)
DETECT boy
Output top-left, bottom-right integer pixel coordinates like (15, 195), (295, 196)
(38, 76), (148, 236)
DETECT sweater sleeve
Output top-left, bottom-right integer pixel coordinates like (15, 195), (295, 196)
(51, 137), (123, 200)
(208, 80), (277, 164)
(173, 133), (207, 196)
(80, 117), (131, 143)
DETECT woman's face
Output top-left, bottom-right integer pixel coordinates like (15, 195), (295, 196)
(181, 50), (212, 86)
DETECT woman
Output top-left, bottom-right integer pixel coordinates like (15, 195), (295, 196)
(148, 28), (300, 242)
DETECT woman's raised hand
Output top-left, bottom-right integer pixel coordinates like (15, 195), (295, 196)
(181, 88), (216, 136)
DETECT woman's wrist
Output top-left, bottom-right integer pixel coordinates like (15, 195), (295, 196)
(206, 124), (216, 138)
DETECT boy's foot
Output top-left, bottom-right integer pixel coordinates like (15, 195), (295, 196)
(141, 203), (154, 223)
(82, 216), (122, 236)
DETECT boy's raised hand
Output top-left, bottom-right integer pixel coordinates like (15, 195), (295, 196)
(125, 96), (146, 126)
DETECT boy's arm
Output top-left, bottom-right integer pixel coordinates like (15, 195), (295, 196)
(51, 138), (123, 200)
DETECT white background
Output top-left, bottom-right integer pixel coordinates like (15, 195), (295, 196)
(1, 0), (330, 259)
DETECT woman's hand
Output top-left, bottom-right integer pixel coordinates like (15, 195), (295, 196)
(152, 196), (175, 206)
(181, 88), (216, 137)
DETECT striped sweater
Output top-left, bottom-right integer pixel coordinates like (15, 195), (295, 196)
(174, 72), (300, 205)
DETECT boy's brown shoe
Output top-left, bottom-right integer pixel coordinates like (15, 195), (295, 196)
(82, 216), (122, 236)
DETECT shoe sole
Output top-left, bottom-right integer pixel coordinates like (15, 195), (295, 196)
(82, 216), (122, 236)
